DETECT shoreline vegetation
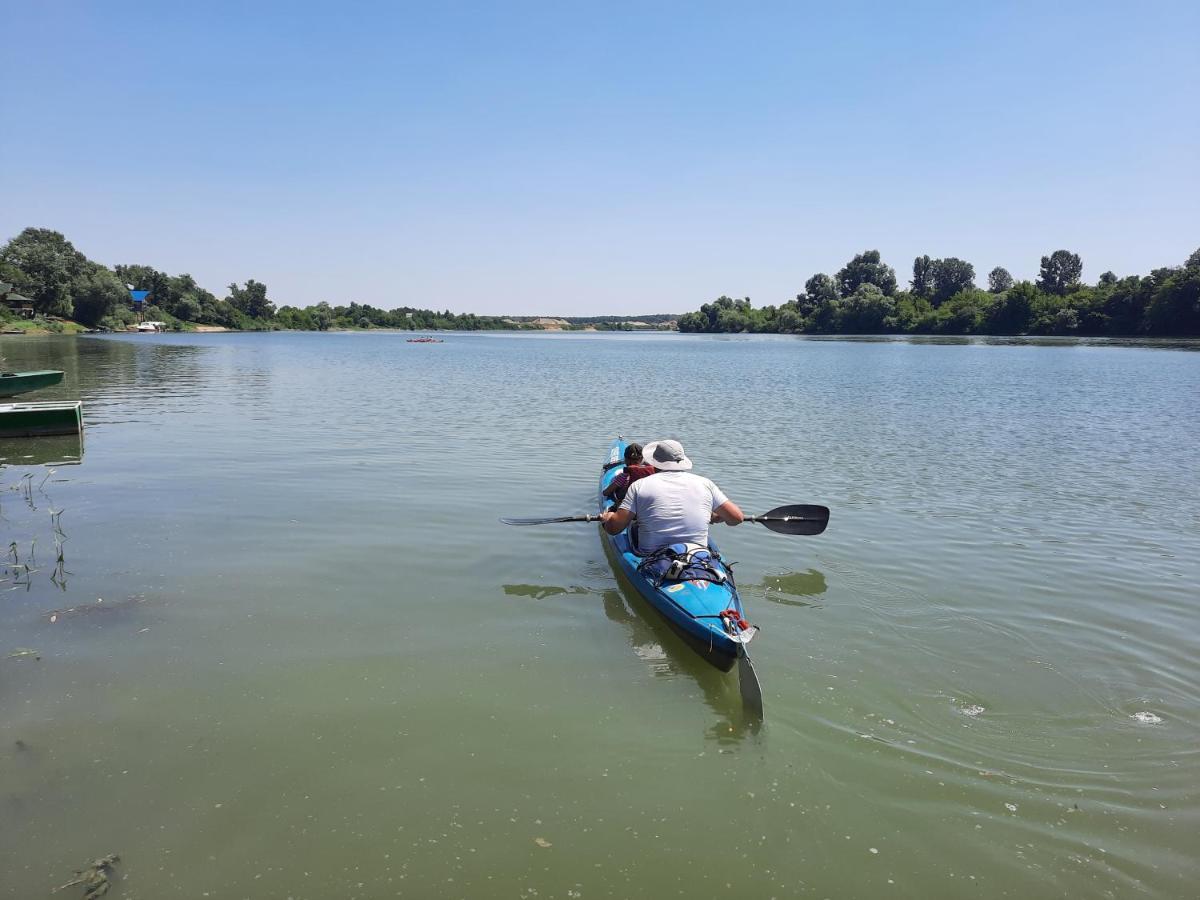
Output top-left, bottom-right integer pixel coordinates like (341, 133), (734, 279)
(678, 248), (1200, 337)
(2, 228), (1197, 338)
(0, 228), (677, 335)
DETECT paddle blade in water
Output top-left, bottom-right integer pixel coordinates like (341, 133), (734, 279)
(738, 651), (764, 720)
(750, 504), (830, 536)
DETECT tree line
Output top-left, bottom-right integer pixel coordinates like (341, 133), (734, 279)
(0, 228), (534, 331)
(6, 227), (1197, 337)
(678, 248), (1200, 336)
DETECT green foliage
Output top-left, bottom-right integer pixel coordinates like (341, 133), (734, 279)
(70, 265), (126, 325)
(116, 265), (227, 324)
(775, 303), (804, 333)
(98, 307), (138, 332)
(908, 255), (978, 304)
(911, 256), (934, 298)
(886, 293), (935, 332)
(4, 227), (1198, 338)
(837, 250), (897, 297)
(1031, 292), (1079, 334)
(932, 289), (994, 333)
(226, 279), (275, 319)
(1100, 276), (1150, 334)
(0, 228), (90, 317)
(836, 284), (895, 333)
(987, 281), (1036, 334)
(987, 266), (1013, 293)
(678, 246), (1200, 337)
(1144, 262), (1200, 335)
(795, 273), (838, 318)
(930, 258), (976, 306)
(1037, 250), (1083, 295)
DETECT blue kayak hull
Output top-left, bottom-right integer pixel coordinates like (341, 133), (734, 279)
(598, 438), (748, 672)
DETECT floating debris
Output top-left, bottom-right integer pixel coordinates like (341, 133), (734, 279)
(54, 854), (119, 899)
(959, 704), (986, 717)
(533, 837), (552, 848)
(44, 594), (149, 623)
(502, 584), (590, 600)
(1130, 711), (1163, 725)
(1004, 803), (1018, 813)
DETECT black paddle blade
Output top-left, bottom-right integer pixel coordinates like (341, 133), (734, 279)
(738, 650), (764, 720)
(750, 504), (830, 536)
(500, 515), (596, 526)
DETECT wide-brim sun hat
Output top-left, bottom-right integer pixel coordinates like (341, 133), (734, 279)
(642, 439), (692, 471)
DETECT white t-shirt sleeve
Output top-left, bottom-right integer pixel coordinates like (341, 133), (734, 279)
(708, 478), (728, 510)
(618, 480), (639, 514)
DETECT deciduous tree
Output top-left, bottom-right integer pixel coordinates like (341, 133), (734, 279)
(70, 265), (126, 325)
(227, 279), (275, 319)
(0, 228), (90, 316)
(837, 250), (897, 297)
(987, 267), (1013, 293)
(931, 258), (976, 305)
(987, 281), (1035, 333)
(911, 255), (934, 298)
(1037, 250), (1083, 295)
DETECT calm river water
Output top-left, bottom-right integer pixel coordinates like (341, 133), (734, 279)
(2, 331), (1198, 899)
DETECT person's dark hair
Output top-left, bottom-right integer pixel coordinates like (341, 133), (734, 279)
(624, 443), (643, 465)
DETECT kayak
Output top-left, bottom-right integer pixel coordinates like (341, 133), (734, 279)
(0, 370), (64, 398)
(598, 437), (756, 672)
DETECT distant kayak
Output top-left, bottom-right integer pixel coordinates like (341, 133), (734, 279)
(406, 337), (444, 343)
(0, 370), (65, 398)
(598, 437), (755, 672)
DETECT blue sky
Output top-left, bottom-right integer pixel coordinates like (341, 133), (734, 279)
(3, 1), (1197, 315)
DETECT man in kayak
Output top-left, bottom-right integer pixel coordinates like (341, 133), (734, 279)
(602, 442), (657, 508)
(600, 439), (744, 553)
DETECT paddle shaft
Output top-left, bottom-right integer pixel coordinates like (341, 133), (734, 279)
(747, 514), (820, 523)
(503, 505), (829, 535)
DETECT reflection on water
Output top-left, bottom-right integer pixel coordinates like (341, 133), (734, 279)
(505, 565), (764, 744)
(802, 333), (1200, 351)
(0, 433), (84, 467)
(73, 337), (274, 425)
(599, 541), (764, 743)
(754, 567), (827, 606)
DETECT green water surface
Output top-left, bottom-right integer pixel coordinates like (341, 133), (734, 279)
(2, 332), (1198, 898)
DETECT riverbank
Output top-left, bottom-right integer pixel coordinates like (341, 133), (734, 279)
(0, 317), (89, 336)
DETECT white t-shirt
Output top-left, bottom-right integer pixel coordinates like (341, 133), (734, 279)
(619, 471), (729, 553)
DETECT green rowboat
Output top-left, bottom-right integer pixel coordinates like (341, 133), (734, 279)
(0, 401), (82, 438)
(0, 370), (65, 398)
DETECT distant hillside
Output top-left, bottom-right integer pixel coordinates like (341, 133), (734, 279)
(504, 313), (680, 329)
(560, 313), (679, 325)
